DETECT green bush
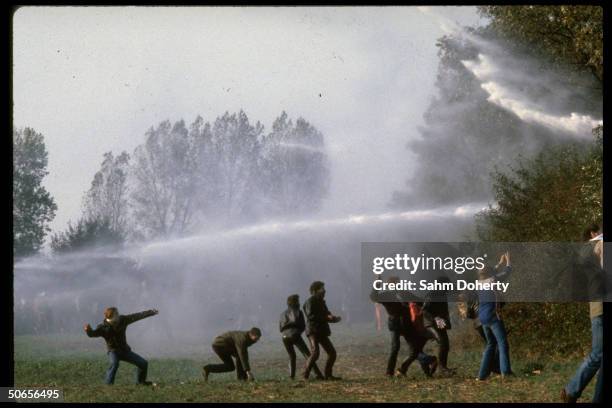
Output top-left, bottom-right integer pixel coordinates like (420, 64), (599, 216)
(502, 303), (591, 358)
(476, 128), (602, 242)
(475, 127), (602, 357)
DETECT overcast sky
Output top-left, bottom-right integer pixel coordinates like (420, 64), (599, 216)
(13, 6), (482, 234)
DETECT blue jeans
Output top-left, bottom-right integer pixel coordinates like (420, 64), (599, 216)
(478, 319), (511, 379)
(105, 350), (148, 385)
(417, 352), (436, 370)
(565, 315), (603, 402)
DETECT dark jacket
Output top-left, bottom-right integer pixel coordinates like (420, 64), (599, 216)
(279, 306), (306, 338)
(303, 295), (332, 337)
(576, 241), (605, 301)
(86, 310), (156, 352)
(212, 330), (256, 371)
(370, 289), (413, 333)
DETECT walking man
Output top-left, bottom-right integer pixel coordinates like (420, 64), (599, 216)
(303, 281), (342, 380)
(421, 276), (454, 375)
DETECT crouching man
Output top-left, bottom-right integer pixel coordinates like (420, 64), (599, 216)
(203, 327), (261, 382)
(84, 307), (159, 385)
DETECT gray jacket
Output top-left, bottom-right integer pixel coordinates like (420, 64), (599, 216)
(279, 306), (306, 338)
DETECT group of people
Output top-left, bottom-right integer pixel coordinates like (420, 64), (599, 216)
(370, 251), (512, 382)
(83, 280), (344, 385)
(201, 280), (342, 382)
(83, 223), (604, 403)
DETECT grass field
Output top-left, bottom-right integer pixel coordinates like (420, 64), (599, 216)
(14, 323), (597, 403)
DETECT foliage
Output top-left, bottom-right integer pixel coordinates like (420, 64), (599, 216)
(474, 127), (602, 356)
(393, 6), (602, 210)
(50, 217), (124, 254)
(502, 302), (591, 357)
(259, 112), (330, 216)
(470, 6), (603, 358)
(391, 32), (568, 208)
(475, 128), (602, 242)
(479, 6), (603, 83)
(13, 127), (57, 258)
(207, 111), (264, 222)
(83, 151), (130, 236)
(130, 119), (201, 237)
(128, 110), (329, 238)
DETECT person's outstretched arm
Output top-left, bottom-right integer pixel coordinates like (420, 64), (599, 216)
(323, 300), (341, 323)
(327, 311), (342, 323)
(84, 323), (104, 338)
(494, 252), (512, 281)
(234, 334), (253, 379)
(124, 309), (158, 325)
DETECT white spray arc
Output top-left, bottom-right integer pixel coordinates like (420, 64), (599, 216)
(14, 202), (483, 351)
(462, 54), (602, 137)
(135, 202), (486, 257)
(277, 142), (325, 153)
(417, 6), (602, 138)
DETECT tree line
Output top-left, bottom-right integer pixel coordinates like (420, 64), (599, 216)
(472, 6), (602, 356)
(391, 8), (602, 209)
(13, 111), (330, 257)
(389, 5), (602, 356)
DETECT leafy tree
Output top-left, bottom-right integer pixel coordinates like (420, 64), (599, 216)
(259, 112), (330, 217)
(391, 33), (562, 208)
(475, 127), (602, 242)
(13, 127), (57, 258)
(50, 217), (124, 254)
(474, 127), (601, 357)
(479, 6), (603, 84)
(83, 151), (130, 235)
(208, 110), (263, 222)
(189, 115), (216, 219)
(472, 7), (604, 358)
(398, 8), (603, 356)
(102, 111), (329, 239)
(130, 120), (200, 238)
